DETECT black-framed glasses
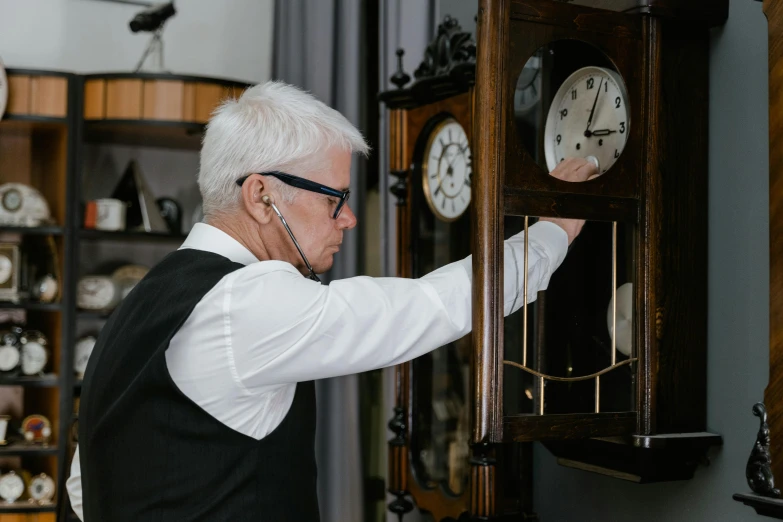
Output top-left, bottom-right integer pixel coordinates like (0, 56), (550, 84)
(236, 171), (350, 219)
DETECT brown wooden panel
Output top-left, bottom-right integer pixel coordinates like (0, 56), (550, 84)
(503, 412), (636, 441)
(105, 79), (143, 119)
(182, 82), (196, 121)
(0, 128), (32, 184)
(31, 127), (68, 227)
(83, 79), (106, 119)
(763, 0), (783, 486)
(510, 0), (643, 38)
(194, 83), (225, 123)
(7, 75), (31, 115)
(473, 0), (511, 445)
(504, 190), (639, 222)
(142, 80), (185, 121)
(29, 77), (67, 118)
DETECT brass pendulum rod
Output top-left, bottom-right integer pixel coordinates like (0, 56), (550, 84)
(595, 376), (601, 413)
(612, 221), (617, 366)
(538, 376), (544, 415)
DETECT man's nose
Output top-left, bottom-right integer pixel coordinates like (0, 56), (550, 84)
(338, 204), (357, 230)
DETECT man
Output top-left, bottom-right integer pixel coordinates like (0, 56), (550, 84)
(66, 81), (597, 521)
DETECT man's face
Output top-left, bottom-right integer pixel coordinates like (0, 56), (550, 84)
(276, 148), (357, 274)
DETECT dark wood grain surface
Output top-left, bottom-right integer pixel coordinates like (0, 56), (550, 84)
(763, 0), (783, 487)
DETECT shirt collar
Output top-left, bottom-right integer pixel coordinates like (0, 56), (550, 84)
(179, 223), (260, 266)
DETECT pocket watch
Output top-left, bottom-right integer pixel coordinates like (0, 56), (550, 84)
(0, 471), (24, 503)
(28, 473), (54, 504)
(21, 415), (51, 445)
(19, 331), (48, 376)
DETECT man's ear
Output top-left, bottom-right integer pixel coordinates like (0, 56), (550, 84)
(241, 175), (274, 225)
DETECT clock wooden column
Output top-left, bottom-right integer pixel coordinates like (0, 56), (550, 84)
(381, 17), (536, 522)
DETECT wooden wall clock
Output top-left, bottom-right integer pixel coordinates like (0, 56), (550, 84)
(380, 16), (535, 522)
(469, 0), (728, 511)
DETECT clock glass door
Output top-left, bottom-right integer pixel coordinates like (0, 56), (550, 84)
(504, 40), (638, 424)
(410, 117), (472, 495)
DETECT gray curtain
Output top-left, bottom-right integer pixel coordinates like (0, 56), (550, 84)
(273, 1), (366, 521)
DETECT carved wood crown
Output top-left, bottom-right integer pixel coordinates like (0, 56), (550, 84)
(379, 15), (476, 110)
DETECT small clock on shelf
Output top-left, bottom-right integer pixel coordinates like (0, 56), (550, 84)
(0, 243), (20, 303)
(19, 330), (49, 376)
(0, 471), (24, 504)
(28, 473), (55, 504)
(21, 414), (52, 445)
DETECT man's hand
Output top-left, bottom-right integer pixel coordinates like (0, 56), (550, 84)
(538, 157), (599, 244)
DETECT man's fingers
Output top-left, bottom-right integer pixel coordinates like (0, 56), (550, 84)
(574, 161), (599, 181)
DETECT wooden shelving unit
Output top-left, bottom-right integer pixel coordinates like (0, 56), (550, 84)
(0, 68), (250, 522)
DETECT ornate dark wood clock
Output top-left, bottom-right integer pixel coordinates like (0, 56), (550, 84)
(469, 0), (728, 511)
(380, 16), (536, 522)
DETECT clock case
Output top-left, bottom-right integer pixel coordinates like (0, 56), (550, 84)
(472, 0), (727, 494)
(380, 17), (535, 522)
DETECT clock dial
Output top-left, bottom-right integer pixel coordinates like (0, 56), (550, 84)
(1, 189), (21, 213)
(514, 53), (542, 115)
(0, 254), (11, 285)
(74, 336), (96, 376)
(29, 474), (54, 503)
(422, 118), (472, 221)
(0, 472), (24, 503)
(0, 345), (19, 372)
(544, 66), (630, 174)
(21, 340), (47, 375)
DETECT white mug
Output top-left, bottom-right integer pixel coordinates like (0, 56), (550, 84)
(0, 415), (10, 445)
(95, 198), (126, 231)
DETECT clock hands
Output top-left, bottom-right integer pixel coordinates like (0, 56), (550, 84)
(584, 77), (604, 137)
(589, 129), (617, 136)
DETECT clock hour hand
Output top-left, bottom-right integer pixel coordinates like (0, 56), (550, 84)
(584, 77), (604, 136)
(589, 129), (616, 136)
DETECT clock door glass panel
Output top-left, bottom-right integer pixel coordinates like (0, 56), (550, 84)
(514, 40), (631, 176)
(410, 119), (472, 495)
(503, 218), (636, 416)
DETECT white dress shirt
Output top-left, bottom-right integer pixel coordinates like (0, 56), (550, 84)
(66, 220), (568, 520)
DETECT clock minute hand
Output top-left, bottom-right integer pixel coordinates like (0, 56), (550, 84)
(584, 77), (604, 136)
(590, 129), (616, 136)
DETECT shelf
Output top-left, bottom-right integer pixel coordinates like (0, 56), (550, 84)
(0, 502), (56, 514)
(0, 375), (59, 387)
(84, 120), (206, 150)
(0, 302), (62, 311)
(734, 492), (783, 518)
(79, 229), (187, 242)
(0, 226), (64, 236)
(77, 310), (112, 320)
(0, 444), (58, 456)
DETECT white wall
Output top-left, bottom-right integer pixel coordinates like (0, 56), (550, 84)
(0, 0), (274, 83)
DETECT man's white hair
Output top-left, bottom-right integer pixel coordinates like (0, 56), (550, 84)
(198, 81), (370, 220)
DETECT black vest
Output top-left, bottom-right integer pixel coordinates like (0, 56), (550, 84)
(79, 249), (319, 521)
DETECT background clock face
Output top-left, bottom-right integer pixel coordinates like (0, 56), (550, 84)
(0, 473), (24, 502)
(544, 66), (630, 174)
(21, 341), (47, 375)
(0, 345), (19, 372)
(0, 254), (11, 285)
(423, 118), (472, 221)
